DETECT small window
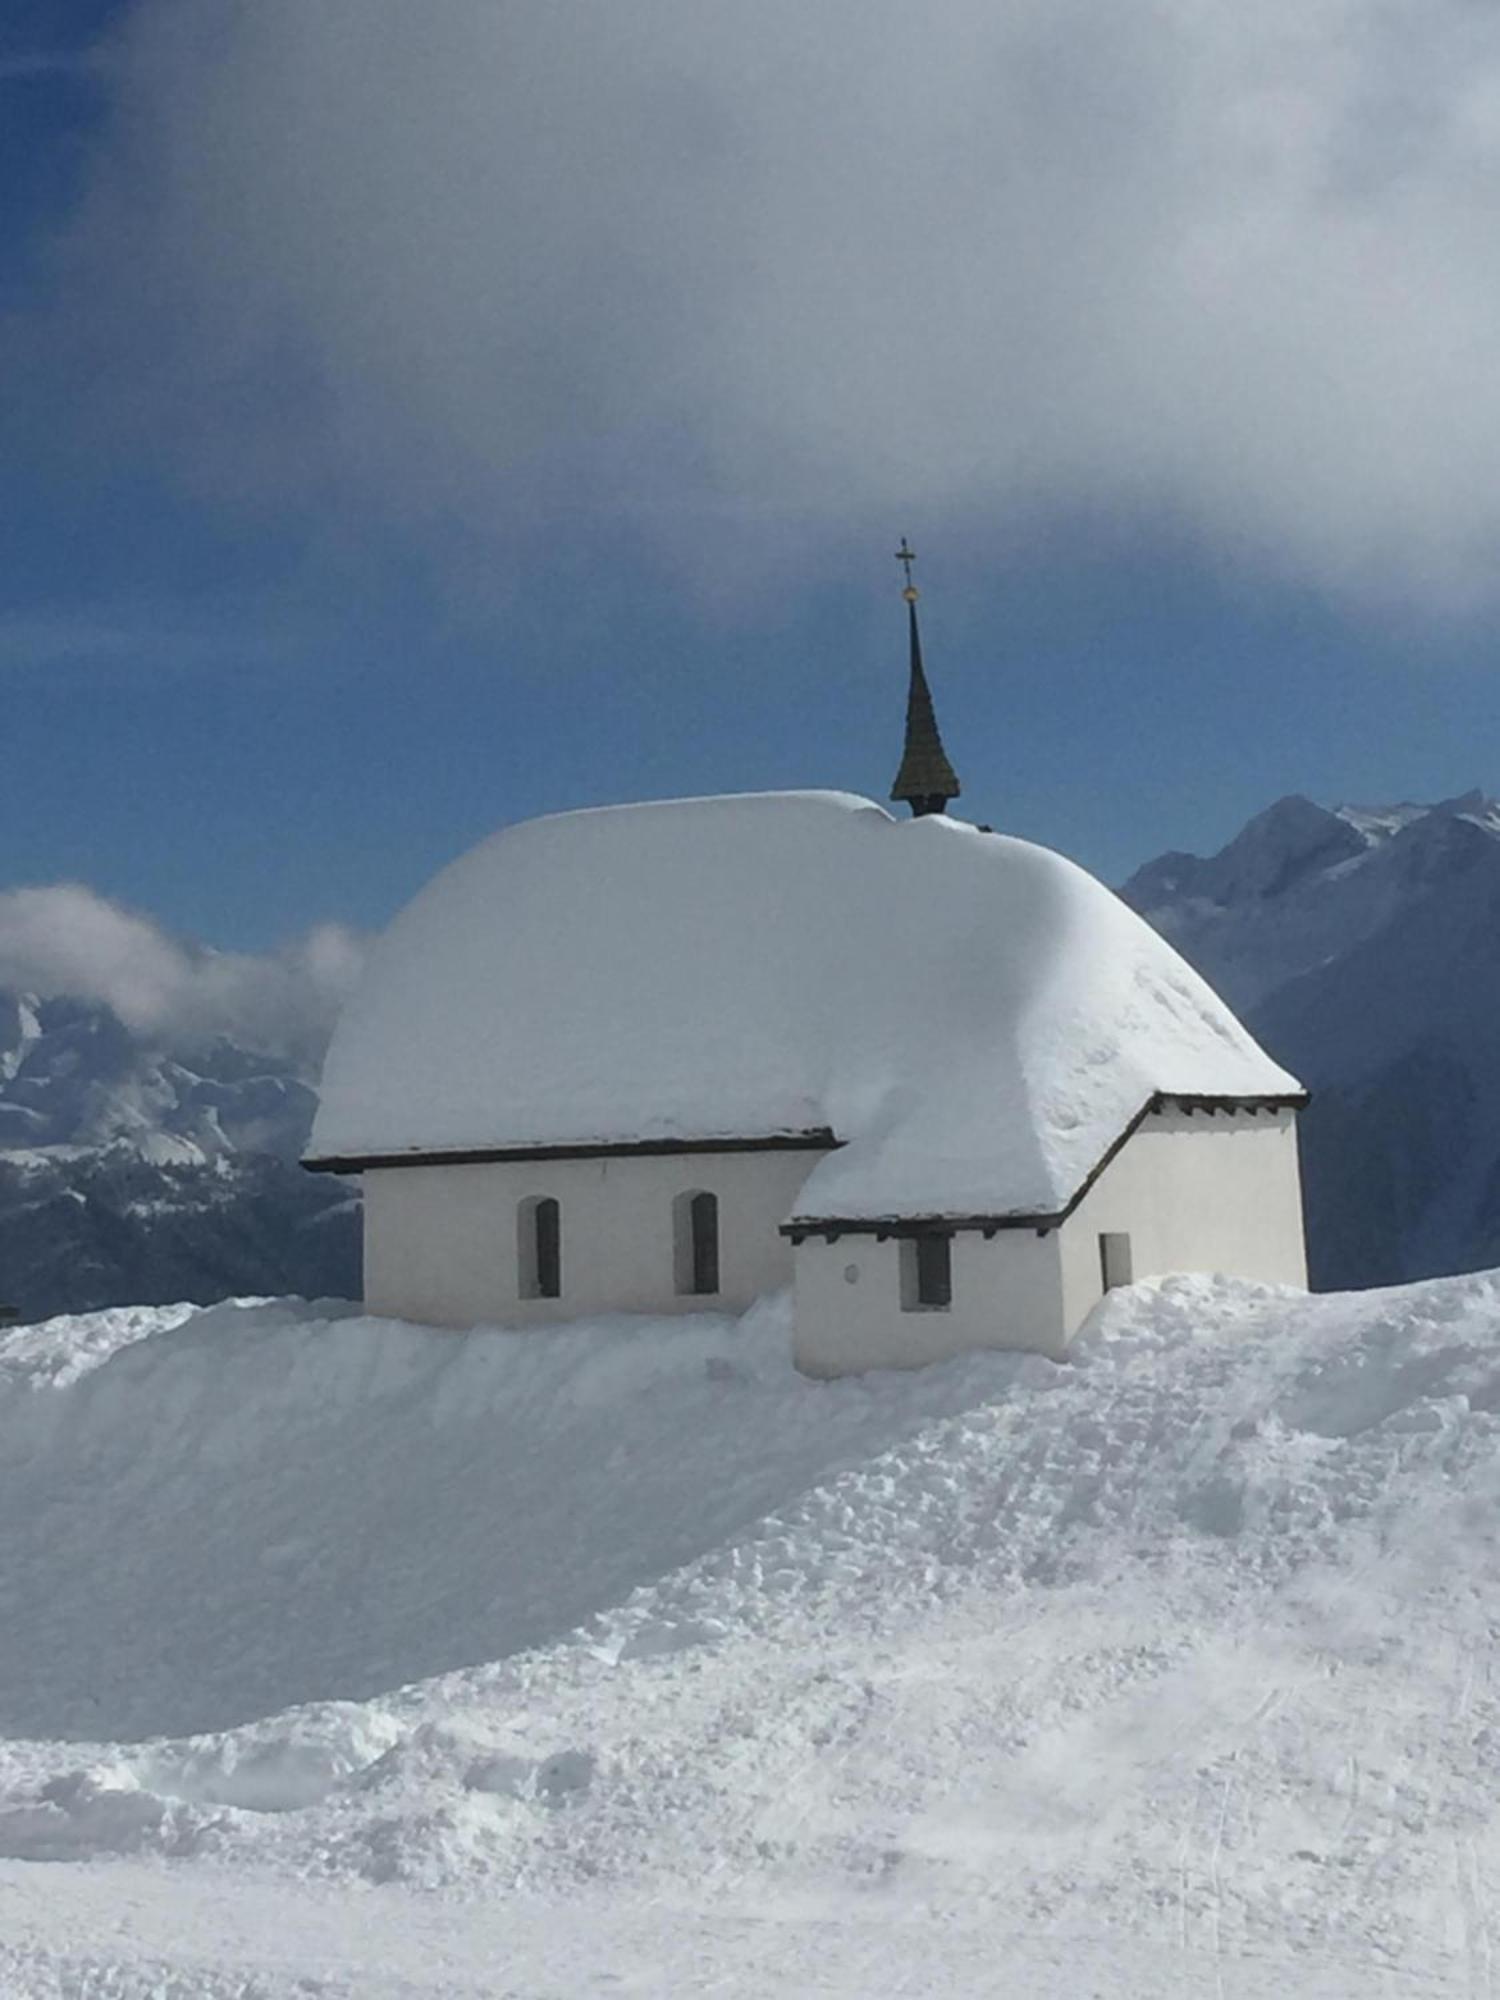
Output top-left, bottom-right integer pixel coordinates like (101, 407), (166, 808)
(900, 1230), (952, 1311)
(1099, 1231), (1133, 1292)
(518, 1196), (561, 1300)
(673, 1190), (720, 1296)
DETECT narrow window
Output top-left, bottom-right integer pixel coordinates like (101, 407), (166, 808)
(900, 1230), (952, 1311)
(1099, 1231), (1133, 1292)
(673, 1190), (720, 1296)
(518, 1196), (562, 1300)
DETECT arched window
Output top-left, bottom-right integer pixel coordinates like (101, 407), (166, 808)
(673, 1189), (720, 1297)
(518, 1196), (561, 1300)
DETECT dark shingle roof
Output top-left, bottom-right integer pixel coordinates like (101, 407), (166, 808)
(890, 599), (960, 810)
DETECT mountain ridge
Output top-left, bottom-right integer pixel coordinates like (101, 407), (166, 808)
(1122, 788), (1500, 1287)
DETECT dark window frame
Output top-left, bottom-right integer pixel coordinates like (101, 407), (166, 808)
(901, 1230), (952, 1311)
(674, 1188), (720, 1297)
(518, 1195), (562, 1299)
(1098, 1231), (1133, 1293)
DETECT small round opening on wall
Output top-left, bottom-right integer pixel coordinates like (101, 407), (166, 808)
(843, 1263), (860, 1284)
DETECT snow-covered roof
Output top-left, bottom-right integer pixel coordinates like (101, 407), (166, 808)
(308, 792), (1302, 1219)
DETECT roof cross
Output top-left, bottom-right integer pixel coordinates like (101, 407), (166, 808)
(895, 537), (919, 602)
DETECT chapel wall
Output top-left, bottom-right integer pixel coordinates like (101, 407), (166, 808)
(1055, 1106), (1307, 1336)
(792, 1228), (1066, 1377)
(361, 1148), (826, 1328)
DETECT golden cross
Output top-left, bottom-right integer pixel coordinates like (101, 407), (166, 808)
(895, 537), (919, 601)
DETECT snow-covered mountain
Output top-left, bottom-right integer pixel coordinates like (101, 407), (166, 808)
(0, 990), (319, 1160)
(0, 990), (358, 1319)
(1123, 789), (1500, 1289)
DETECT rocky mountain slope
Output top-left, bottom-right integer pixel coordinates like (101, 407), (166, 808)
(0, 991), (357, 1319)
(1124, 789), (1500, 1289)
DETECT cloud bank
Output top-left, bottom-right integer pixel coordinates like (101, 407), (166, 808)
(0, 886), (364, 1063)
(45, 0), (1500, 604)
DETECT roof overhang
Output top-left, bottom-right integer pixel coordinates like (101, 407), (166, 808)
(303, 1128), (840, 1177)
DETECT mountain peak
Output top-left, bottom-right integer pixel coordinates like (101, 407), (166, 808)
(1123, 794), (1364, 913)
(1126, 790), (1500, 920)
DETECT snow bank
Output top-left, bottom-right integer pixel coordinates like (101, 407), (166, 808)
(0, 1290), (1009, 1741)
(309, 792), (1298, 1216)
(2, 1273), (1500, 1994)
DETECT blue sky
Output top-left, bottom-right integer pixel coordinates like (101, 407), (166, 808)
(6, 0), (1500, 950)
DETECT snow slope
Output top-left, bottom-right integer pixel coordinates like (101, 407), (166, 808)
(2, 1277), (1500, 1994)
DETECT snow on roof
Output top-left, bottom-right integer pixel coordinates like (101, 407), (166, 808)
(308, 791), (1301, 1218)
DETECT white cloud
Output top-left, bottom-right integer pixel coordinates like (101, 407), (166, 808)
(44, 0), (1500, 606)
(0, 885), (364, 1063)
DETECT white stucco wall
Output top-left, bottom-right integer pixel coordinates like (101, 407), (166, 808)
(361, 1149), (826, 1328)
(791, 1106), (1306, 1377)
(792, 1228), (1067, 1377)
(357, 1107), (1306, 1369)
(1058, 1105), (1306, 1334)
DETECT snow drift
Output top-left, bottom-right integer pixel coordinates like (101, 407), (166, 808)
(310, 790), (1299, 1218)
(1, 1273), (1499, 1994)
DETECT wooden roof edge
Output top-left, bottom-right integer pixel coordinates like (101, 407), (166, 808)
(1160, 1091), (1308, 1113)
(303, 1128), (842, 1176)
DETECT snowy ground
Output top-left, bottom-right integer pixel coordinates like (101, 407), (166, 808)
(1, 1274), (1499, 1995)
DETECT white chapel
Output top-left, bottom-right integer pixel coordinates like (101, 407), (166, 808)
(307, 556), (1307, 1374)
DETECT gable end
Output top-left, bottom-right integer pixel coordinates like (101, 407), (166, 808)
(781, 1091), (1306, 1243)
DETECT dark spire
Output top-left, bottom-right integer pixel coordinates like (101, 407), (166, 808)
(888, 539), (961, 818)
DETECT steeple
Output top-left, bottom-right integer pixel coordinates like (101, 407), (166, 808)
(888, 539), (961, 818)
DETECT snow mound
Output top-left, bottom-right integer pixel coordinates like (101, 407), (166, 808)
(0, 1290), (1011, 1741)
(3, 1274), (1500, 1993)
(309, 791), (1298, 1217)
